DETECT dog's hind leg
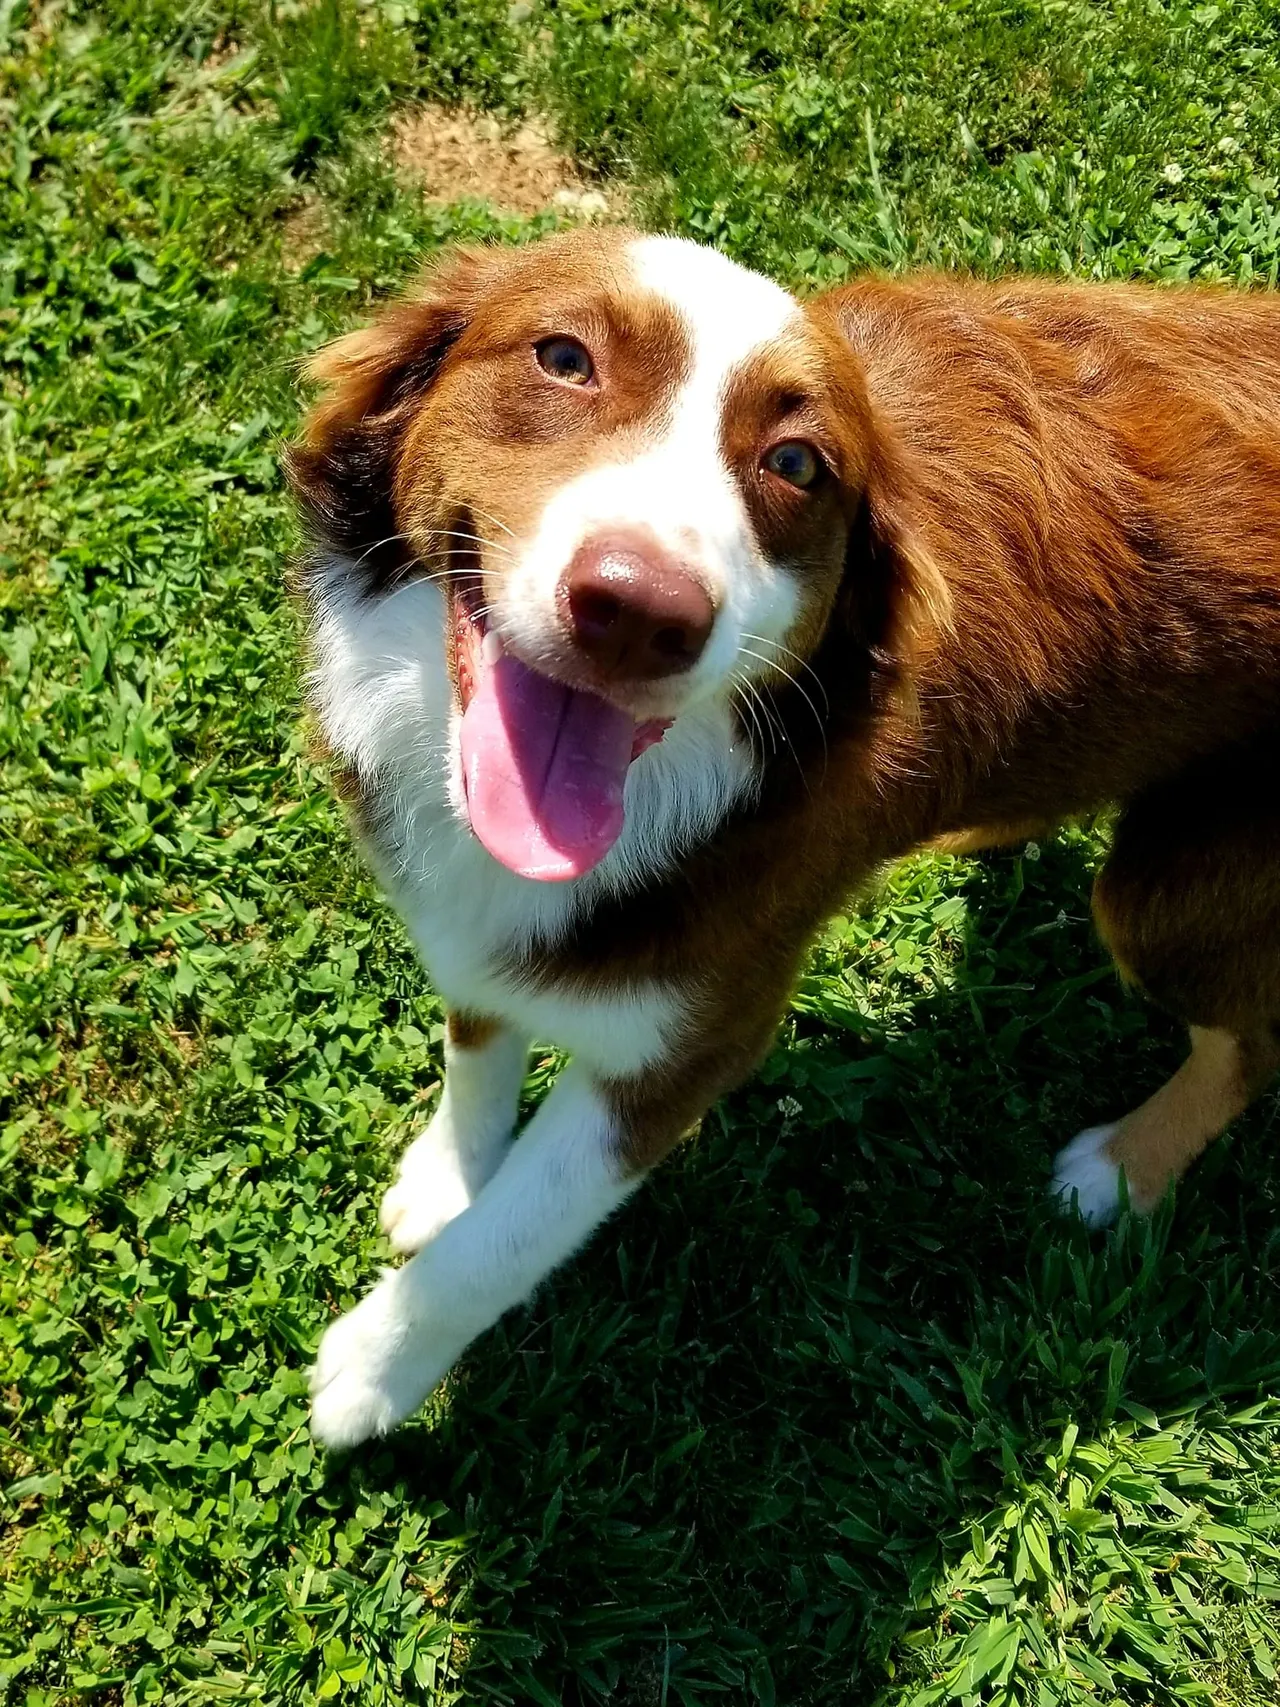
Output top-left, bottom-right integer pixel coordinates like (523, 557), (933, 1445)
(1052, 740), (1280, 1224)
(1052, 1023), (1277, 1222)
(379, 1011), (529, 1255)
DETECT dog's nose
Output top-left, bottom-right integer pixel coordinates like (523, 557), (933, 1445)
(560, 536), (715, 681)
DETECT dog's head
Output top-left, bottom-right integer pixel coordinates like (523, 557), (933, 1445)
(289, 231), (944, 882)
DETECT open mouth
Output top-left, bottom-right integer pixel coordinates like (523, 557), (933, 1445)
(451, 574), (671, 882)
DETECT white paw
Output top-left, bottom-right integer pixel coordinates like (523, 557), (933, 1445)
(309, 1273), (457, 1450)
(1050, 1123), (1122, 1226)
(379, 1137), (473, 1254)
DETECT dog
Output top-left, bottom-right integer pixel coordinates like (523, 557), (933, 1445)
(286, 229), (1280, 1448)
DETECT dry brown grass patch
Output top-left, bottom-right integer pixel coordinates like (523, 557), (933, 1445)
(279, 194), (329, 274)
(389, 103), (625, 220)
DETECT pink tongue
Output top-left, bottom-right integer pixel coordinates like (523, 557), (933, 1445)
(460, 650), (636, 881)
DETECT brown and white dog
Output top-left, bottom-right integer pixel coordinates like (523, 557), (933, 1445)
(287, 230), (1280, 1448)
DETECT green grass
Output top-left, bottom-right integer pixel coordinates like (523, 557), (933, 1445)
(4, 0), (1280, 1702)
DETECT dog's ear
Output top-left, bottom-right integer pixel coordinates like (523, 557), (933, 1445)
(840, 415), (952, 711)
(285, 247), (506, 587)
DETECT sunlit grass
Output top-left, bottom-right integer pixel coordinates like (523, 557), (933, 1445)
(4, 1), (1280, 1701)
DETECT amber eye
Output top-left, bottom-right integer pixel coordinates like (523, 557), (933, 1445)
(535, 336), (594, 385)
(764, 440), (823, 489)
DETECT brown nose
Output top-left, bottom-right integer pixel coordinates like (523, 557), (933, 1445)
(560, 536), (715, 682)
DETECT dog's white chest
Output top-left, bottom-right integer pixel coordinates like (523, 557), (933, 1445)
(379, 835), (680, 1075)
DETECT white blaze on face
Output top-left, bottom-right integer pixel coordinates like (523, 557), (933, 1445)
(454, 237), (808, 885)
(498, 235), (807, 709)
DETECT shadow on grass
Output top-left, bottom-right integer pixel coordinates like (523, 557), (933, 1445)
(319, 834), (1280, 1705)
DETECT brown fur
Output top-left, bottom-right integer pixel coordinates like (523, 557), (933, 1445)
(1104, 1026), (1277, 1211)
(289, 235), (1280, 1208)
(446, 1011), (502, 1052)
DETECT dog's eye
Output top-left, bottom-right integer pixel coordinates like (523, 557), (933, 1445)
(535, 337), (594, 386)
(764, 440), (823, 489)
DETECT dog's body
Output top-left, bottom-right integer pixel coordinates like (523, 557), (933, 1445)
(288, 232), (1280, 1447)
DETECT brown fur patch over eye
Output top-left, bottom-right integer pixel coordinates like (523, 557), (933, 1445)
(391, 269), (695, 599)
(287, 231), (697, 598)
(719, 330), (877, 665)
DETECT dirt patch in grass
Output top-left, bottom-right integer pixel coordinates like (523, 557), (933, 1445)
(279, 193), (329, 273)
(390, 103), (624, 220)
(280, 102), (626, 274)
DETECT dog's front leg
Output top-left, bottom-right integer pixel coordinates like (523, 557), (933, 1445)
(311, 1061), (654, 1448)
(379, 1012), (529, 1254)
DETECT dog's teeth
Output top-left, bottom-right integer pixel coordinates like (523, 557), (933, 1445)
(481, 630), (503, 666)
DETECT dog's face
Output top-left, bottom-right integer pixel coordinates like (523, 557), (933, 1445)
(290, 231), (940, 882)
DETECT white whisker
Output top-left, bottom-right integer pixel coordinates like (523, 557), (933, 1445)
(737, 643), (827, 782)
(730, 671), (771, 757)
(740, 630), (831, 715)
(345, 532), (412, 574)
(461, 503), (517, 542)
(418, 529), (516, 560)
